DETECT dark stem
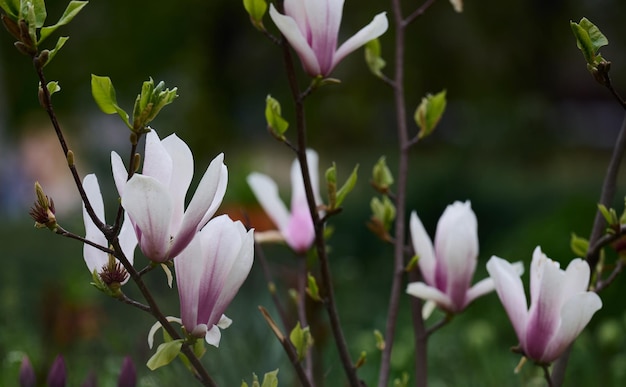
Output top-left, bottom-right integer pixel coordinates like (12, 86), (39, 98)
(117, 293), (151, 313)
(255, 243), (291, 331)
(33, 57), (104, 231)
(279, 34), (362, 387)
(408, 269), (428, 386)
(55, 226), (115, 255)
(297, 254), (314, 382)
(542, 364), (554, 387)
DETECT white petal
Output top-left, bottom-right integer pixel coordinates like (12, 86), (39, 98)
(217, 314), (233, 329)
(205, 324), (222, 347)
(333, 12), (388, 72)
(161, 134), (194, 233)
(247, 172), (290, 231)
(449, 0), (463, 13)
(269, 5), (321, 76)
(541, 292), (602, 363)
(486, 256), (528, 344)
(465, 261), (523, 307)
(562, 258), (591, 295)
(142, 130), (173, 189)
(304, 0), (343, 74)
(409, 211), (436, 286)
(174, 234), (204, 331)
(147, 316), (182, 349)
(406, 282), (454, 311)
(82, 174), (107, 274)
(111, 151), (128, 197)
(123, 175), (172, 262)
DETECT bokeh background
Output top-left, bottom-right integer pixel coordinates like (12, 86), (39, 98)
(2, 0), (626, 385)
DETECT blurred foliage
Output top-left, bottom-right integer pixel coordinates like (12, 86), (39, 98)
(2, 0), (626, 385)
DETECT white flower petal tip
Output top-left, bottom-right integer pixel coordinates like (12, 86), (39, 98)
(147, 317), (182, 349)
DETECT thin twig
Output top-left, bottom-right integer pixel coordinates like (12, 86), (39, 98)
(542, 364), (554, 387)
(55, 226), (114, 255)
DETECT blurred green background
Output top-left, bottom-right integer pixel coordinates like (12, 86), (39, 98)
(2, 0), (626, 385)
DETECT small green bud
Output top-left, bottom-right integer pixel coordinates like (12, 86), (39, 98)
(372, 156), (394, 192)
(289, 322), (314, 361)
(365, 38), (386, 78)
(133, 152), (141, 172)
(265, 95), (289, 139)
(67, 150), (75, 167)
(371, 195), (396, 231)
(243, 0), (267, 30)
(29, 182), (57, 231)
(414, 90), (447, 139)
(355, 351), (367, 369)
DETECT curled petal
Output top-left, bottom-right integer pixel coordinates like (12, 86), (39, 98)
(147, 316), (182, 349)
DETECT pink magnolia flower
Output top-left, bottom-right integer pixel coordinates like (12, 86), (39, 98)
(111, 130), (227, 263)
(269, 0), (388, 77)
(247, 150), (321, 254)
(406, 201), (499, 313)
(82, 174), (137, 284)
(487, 247), (602, 364)
(174, 215), (254, 347)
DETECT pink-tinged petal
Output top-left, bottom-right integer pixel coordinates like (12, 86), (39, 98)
(406, 282), (454, 311)
(197, 216), (248, 326)
(486, 256), (529, 344)
(524, 255), (566, 360)
(434, 201), (478, 307)
(170, 153), (227, 259)
(111, 151), (128, 197)
(283, 0), (308, 38)
(174, 235), (204, 332)
(123, 175), (172, 262)
(208, 223), (254, 324)
(205, 324), (222, 347)
(82, 174), (107, 274)
(142, 130), (173, 188)
(284, 203), (315, 253)
(269, 5), (321, 76)
(293, 149), (321, 210)
(332, 12), (388, 72)
(410, 211), (436, 286)
(247, 172), (290, 231)
(305, 0), (344, 75)
(541, 292), (602, 363)
(200, 164), (228, 227)
(161, 134), (194, 233)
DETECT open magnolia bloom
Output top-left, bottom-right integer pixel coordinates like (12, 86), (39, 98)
(82, 174), (137, 284)
(174, 215), (254, 347)
(406, 201), (508, 315)
(111, 130), (227, 263)
(487, 247), (602, 364)
(269, 0), (388, 77)
(247, 149), (322, 254)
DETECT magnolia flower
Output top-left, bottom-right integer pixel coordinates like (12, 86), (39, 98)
(269, 0), (388, 77)
(82, 174), (137, 284)
(247, 149), (321, 253)
(174, 215), (254, 347)
(487, 247), (602, 364)
(112, 130), (227, 263)
(406, 201), (500, 314)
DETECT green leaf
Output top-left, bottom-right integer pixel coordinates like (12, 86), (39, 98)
(39, 1), (88, 43)
(570, 18), (608, 66)
(306, 272), (322, 302)
(365, 38), (386, 78)
(46, 81), (60, 96)
(0, 0), (21, 18)
(335, 164), (358, 208)
(32, 0), (47, 28)
(289, 322), (313, 361)
(371, 196), (396, 231)
(374, 329), (385, 351)
(598, 204), (618, 226)
(570, 233), (589, 257)
(265, 95), (288, 138)
(44, 36), (68, 67)
(146, 339), (184, 370)
(91, 74), (131, 128)
(414, 90), (447, 139)
(260, 369), (279, 387)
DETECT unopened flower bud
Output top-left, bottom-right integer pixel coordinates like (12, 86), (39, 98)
(1, 14), (21, 40)
(47, 355), (67, 387)
(35, 50), (50, 68)
(30, 182), (57, 231)
(19, 356), (36, 387)
(118, 356), (137, 387)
